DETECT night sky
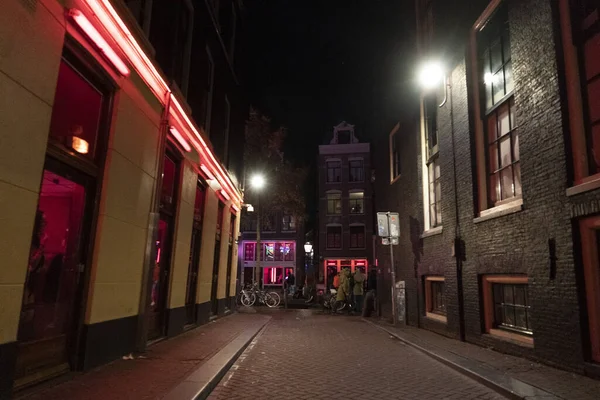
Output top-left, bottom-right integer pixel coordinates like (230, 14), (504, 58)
(245, 0), (418, 166)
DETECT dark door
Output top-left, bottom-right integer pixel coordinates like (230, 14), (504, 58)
(211, 203), (224, 315)
(185, 227), (201, 325)
(148, 153), (179, 340)
(16, 161), (94, 386)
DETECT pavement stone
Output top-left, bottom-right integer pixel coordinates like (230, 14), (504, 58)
(17, 314), (268, 400)
(371, 319), (600, 400)
(209, 310), (507, 399)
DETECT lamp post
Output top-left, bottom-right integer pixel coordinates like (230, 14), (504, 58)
(304, 242), (313, 286)
(418, 60), (465, 341)
(250, 174), (265, 287)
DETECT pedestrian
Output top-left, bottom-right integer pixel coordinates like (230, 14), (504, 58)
(364, 268), (378, 317)
(335, 267), (350, 313)
(285, 271), (296, 296)
(353, 268), (366, 314)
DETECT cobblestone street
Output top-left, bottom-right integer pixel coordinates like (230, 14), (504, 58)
(209, 311), (506, 400)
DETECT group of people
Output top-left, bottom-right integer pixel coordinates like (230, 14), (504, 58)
(333, 267), (377, 314)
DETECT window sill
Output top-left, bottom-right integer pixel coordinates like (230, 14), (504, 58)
(425, 312), (447, 324)
(474, 198), (523, 224)
(566, 175), (600, 196)
(420, 226), (443, 239)
(487, 328), (533, 348)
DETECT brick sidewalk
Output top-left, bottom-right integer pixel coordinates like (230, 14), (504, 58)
(17, 314), (269, 400)
(372, 320), (600, 400)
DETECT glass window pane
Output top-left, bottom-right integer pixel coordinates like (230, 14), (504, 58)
(493, 71), (505, 104)
(430, 205), (437, 226)
(490, 40), (503, 73)
(498, 103), (510, 136)
(514, 162), (522, 196)
(515, 308), (527, 330)
(504, 61), (514, 94)
(436, 208), (442, 226)
(513, 131), (520, 161)
(504, 306), (515, 326)
(500, 136), (511, 167)
(489, 143), (499, 172)
(429, 183), (435, 204)
(435, 181), (441, 204)
(501, 166), (514, 199)
(486, 75), (494, 110)
(487, 113), (498, 142)
(434, 161), (441, 179)
(514, 285), (526, 305)
(503, 284), (514, 304)
(502, 28), (511, 63)
(490, 172), (500, 204)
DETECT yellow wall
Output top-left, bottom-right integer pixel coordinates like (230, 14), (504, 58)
(85, 90), (162, 324)
(167, 160), (196, 309)
(216, 206), (232, 299)
(196, 187), (219, 304)
(228, 212), (241, 298)
(0, 0), (65, 344)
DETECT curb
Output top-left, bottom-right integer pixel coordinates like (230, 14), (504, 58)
(162, 316), (271, 400)
(363, 319), (560, 400)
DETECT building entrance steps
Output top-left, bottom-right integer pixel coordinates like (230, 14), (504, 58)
(365, 318), (600, 400)
(17, 314), (270, 400)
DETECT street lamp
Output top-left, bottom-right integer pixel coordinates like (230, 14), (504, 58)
(304, 242), (313, 253)
(250, 174), (266, 287)
(417, 61), (444, 90)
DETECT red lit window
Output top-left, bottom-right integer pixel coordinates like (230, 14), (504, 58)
(284, 242), (295, 261)
(49, 60), (104, 160)
(244, 243), (255, 261)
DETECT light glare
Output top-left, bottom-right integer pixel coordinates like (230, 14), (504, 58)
(418, 62), (444, 90)
(251, 174), (265, 189)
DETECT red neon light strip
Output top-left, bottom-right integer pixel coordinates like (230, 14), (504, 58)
(169, 127), (191, 152)
(69, 9), (130, 76)
(220, 189), (230, 201)
(231, 204), (240, 213)
(200, 164), (216, 181)
(81, 1), (241, 204)
(84, 0), (167, 98)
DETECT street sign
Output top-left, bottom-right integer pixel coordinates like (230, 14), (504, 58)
(377, 211), (400, 238)
(377, 212), (389, 237)
(381, 237), (399, 245)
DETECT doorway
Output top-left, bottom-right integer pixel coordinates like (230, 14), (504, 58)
(15, 163), (94, 386)
(210, 203), (224, 316)
(148, 153), (179, 340)
(185, 182), (205, 325)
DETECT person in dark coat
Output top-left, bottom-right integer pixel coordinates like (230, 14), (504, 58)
(363, 268), (378, 317)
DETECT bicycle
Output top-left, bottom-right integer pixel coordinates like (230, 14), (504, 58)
(238, 283), (280, 308)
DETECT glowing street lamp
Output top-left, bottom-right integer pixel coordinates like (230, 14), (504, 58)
(418, 61), (445, 90)
(250, 174), (265, 189)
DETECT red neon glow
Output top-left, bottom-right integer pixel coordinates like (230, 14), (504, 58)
(169, 126), (191, 152)
(231, 204), (240, 213)
(156, 247), (161, 264)
(84, 0), (167, 97)
(200, 164), (216, 181)
(69, 9), (130, 76)
(375, 259), (379, 267)
(220, 190), (230, 201)
(80, 1), (242, 205)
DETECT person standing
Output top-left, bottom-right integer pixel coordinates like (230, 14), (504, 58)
(335, 268), (350, 313)
(353, 268), (366, 313)
(285, 271), (296, 296)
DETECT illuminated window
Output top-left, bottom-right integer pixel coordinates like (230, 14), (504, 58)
(349, 191), (364, 214)
(244, 243), (255, 261)
(264, 243), (275, 261)
(326, 226), (342, 249)
(282, 213), (295, 231)
(423, 93), (441, 228)
(477, 3), (520, 207)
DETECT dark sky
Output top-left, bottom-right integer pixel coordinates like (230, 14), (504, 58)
(245, 0), (417, 165)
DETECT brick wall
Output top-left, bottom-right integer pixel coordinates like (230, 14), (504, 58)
(373, 0), (600, 374)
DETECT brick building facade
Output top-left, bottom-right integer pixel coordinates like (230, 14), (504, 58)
(372, 0), (600, 377)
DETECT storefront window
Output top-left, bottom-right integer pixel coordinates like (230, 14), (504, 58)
(284, 242), (295, 261)
(19, 171), (86, 342)
(49, 60), (103, 160)
(263, 267), (283, 285)
(265, 243), (275, 261)
(244, 243), (255, 261)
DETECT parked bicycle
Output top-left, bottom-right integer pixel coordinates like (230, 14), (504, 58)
(238, 283), (281, 308)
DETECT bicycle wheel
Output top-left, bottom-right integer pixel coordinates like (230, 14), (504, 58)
(335, 300), (347, 312)
(241, 292), (256, 306)
(265, 293), (278, 308)
(268, 291), (281, 307)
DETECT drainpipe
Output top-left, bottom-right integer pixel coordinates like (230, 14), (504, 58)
(446, 73), (466, 342)
(136, 92), (171, 352)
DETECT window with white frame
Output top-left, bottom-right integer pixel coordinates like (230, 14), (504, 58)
(326, 226), (342, 249)
(327, 192), (342, 215)
(349, 191), (364, 214)
(327, 160), (342, 183)
(477, 2), (520, 207)
(349, 159), (364, 182)
(424, 94), (441, 228)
